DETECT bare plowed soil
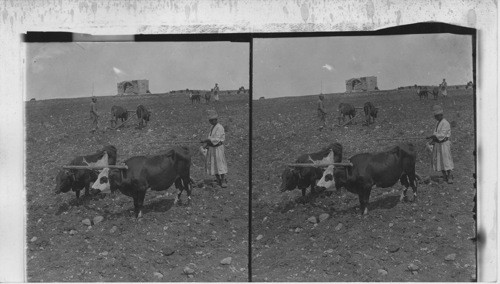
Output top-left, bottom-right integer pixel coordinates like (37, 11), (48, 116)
(252, 89), (476, 282)
(26, 93), (249, 282)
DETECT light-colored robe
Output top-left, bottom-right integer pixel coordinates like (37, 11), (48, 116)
(205, 123), (227, 175)
(432, 118), (454, 171)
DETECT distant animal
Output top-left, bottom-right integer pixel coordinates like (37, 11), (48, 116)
(432, 87), (439, 100)
(30, 98), (36, 101)
(54, 145), (117, 198)
(418, 88), (429, 100)
(92, 147), (193, 218)
(333, 143), (417, 215)
(338, 103), (356, 124)
(363, 102), (378, 125)
(259, 97), (265, 100)
(205, 91), (211, 103)
(280, 143), (343, 198)
(111, 105), (129, 124)
(136, 105), (151, 128)
(190, 93), (201, 103)
(237, 86), (246, 94)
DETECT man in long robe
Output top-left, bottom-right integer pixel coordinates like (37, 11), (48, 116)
(317, 94), (327, 130)
(427, 105), (454, 183)
(201, 111), (228, 187)
(90, 97), (99, 133)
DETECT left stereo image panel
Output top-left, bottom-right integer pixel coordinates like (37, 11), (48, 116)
(25, 38), (250, 282)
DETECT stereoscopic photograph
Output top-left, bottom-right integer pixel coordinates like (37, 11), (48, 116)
(25, 40), (249, 281)
(251, 32), (476, 281)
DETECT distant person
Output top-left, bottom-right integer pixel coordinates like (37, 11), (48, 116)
(317, 94), (327, 130)
(213, 83), (220, 102)
(90, 97), (99, 133)
(426, 105), (454, 184)
(439, 78), (448, 97)
(201, 111), (228, 188)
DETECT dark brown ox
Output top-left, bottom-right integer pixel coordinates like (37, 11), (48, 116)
(338, 103), (356, 124)
(205, 91), (212, 104)
(190, 93), (201, 103)
(363, 102), (378, 125)
(93, 147), (192, 218)
(111, 105), (129, 124)
(54, 145), (117, 198)
(432, 87), (439, 100)
(280, 143), (343, 198)
(334, 143), (417, 215)
(136, 105), (151, 128)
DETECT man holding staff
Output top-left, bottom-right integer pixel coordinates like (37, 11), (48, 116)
(201, 111), (228, 188)
(90, 96), (99, 133)
(427, 105), (454, 184)
(317, 94), (327, 130)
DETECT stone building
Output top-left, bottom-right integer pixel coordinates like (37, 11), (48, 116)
(117, 80), (149, 95)
(345, 76), (378, 92)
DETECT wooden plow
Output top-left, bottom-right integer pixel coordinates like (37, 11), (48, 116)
(287, 162), (353, 168)
(63, 165), (128, 170)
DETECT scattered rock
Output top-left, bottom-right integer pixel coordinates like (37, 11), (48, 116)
(109, 226), (117, 234)
(30, 237), (37, 242)
(183, 266), (194, 275)
(69, 230), (77, 235)
(335, 223), (343, 231)
(378, 269), (388, 276)
(389, 223), (394, 227)
(325, 249), (334, 254)
(162, 247), (176, 256)
(319, 213), (329, 222)
(408, 263), (419, 272)
(445, 253), (456, 261)
(220, 257), (232, 265)
(153, 272), (163, 279)
(100, 251), (108, 256)
(256, 235), (263, 240)
(307, 216), (317, 224)
(294, 227), (303, 233)
(93, 216), (104, 225)
(82, 219), (91, 226)
(388, 245), (400, 253)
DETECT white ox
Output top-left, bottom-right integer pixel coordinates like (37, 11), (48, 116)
(87, 152), (112, 194)
(307, 149), (336, 191)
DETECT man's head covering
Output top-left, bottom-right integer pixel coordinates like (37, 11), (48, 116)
(433, 105), (443, 115)
(208, 111), (218, 120)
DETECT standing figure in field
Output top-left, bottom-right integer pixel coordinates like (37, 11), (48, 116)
(426, 105), (454, 184)
(90, 97), (99, 133)
(439, 78), (448, 97)
(213, 83), (220, 103)
(317, 94), (327, 130)
(201, 111), (228, 188)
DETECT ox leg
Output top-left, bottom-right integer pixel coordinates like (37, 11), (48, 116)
(359, 187), (372, 215)
(133, 190), (146, 218)
(399, 173), (409, 202)
(184, 177), (192, 205)
(75, 189), (81, 199)
(174, 178), (184, 205)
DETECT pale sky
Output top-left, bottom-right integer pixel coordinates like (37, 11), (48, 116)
(254, 34), (473, 99)
(26, 41), (249, 100)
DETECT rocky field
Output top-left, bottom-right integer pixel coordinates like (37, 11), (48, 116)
(251, 89), (476, 282)
(26, 92), (249, 282)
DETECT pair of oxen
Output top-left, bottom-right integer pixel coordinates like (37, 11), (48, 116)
(280, 142), (418, 215)
(54, 145), (193, 218)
